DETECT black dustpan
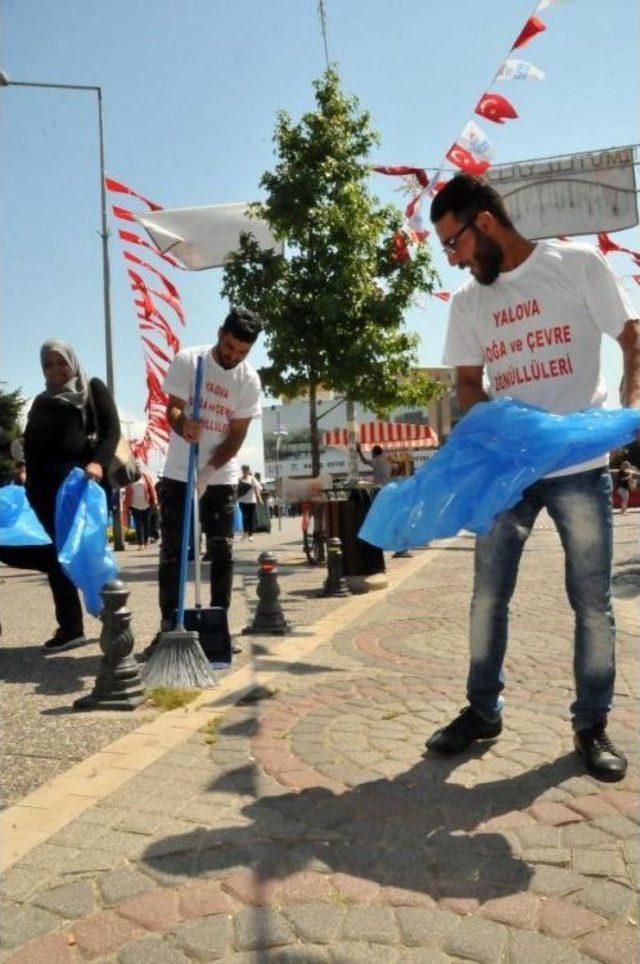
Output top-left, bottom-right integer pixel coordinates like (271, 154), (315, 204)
(181, 469), (232, 668)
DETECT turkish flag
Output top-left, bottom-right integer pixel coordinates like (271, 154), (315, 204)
(434, 291), (451, 301)
(392, 231), (410, 263)
(475, 92), (518, 125)
(104, 177), (163, 212)
(123, 251), (181, 300)
(446, 144), (490, 176)
(374, 165), (429, 188)
(512, 16), (546, 50)
(597, 232), (623, 254)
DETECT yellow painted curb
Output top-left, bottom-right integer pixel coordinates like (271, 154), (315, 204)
(1, 544), (447, 871)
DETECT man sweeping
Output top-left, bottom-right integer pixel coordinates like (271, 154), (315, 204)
(141, 307), (263, 660)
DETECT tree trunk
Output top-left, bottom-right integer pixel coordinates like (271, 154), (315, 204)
(345, 397), (359, 484)
(309, 381), (321, 477)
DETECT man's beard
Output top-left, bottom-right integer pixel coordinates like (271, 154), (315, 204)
(219, 356), (237, 370)
(215, 346), (239, 370)
(469, 232), (502, 286)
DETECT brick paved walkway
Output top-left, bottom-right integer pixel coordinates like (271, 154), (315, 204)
(1, 514), (638, 962)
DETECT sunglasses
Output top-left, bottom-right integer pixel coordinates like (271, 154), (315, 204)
(442, 214), (478, 253)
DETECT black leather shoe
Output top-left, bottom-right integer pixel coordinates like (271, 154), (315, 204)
(574, 725), (627, 782)
(426, 706), (502, 755)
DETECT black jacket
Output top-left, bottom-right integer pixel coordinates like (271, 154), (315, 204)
(25, 377), (120, 495)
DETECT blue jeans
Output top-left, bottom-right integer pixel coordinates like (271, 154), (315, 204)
(468, 467), (615, 731)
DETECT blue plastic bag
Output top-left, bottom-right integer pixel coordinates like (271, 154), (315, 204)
(360, 399), (640, 551)
(0, 484), (52, 546)
(234, 502), (243, 533)
(55, 468), (118, 615)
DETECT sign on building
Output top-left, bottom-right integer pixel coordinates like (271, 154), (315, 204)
(488, 145), (638, 240)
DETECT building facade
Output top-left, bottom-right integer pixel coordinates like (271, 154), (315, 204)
(263, 367), (458, 481)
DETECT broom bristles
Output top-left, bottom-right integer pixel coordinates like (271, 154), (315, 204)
(142, 630), (217, 688)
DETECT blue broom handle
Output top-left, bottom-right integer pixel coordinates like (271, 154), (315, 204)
(176, 354), (205, 628)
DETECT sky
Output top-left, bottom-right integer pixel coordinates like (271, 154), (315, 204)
(2, 0), (639, 475)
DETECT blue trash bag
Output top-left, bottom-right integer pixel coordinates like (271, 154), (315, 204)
(0, 484), (52, 546)
(360, 399), (640, 551)
(234, 502), (243, 533)
(55, 468), (118, 615)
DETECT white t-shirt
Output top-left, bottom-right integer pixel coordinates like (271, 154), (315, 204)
(238, 474), (261, 504)
(372, 454), (393, 487)
(162, 345), (262, 485)
(128, 478), (151, 510)
(443, 240), (635, 476)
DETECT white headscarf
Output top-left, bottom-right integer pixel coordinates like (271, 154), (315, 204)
(40, 339), (90, 412)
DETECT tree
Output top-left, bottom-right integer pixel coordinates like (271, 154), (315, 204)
(0, 387), (26, 484)
(223, 69), (442, 475)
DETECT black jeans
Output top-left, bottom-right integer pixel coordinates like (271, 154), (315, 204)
(158, 478), (236, 622)
(239, 501), (256, 535)
(25, 483), (84, 637)
(130, 507), (151, 546)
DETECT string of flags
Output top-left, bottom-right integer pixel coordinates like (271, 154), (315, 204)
(596, 232), (640, 287)
(105, 177), (186, 463)
(373, 0), (574, 298)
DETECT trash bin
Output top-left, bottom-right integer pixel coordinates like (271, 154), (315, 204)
(323, 486), (385, 580)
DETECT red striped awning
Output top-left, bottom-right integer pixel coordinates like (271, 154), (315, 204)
(323, 421), (438, 450)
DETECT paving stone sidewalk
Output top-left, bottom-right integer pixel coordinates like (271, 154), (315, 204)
(1, 513), (638, 962)
(0, 518), (363, 807)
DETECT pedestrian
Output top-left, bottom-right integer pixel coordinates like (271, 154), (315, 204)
(141, 307), (262, 659)
(24, 339), (120, 653)
(356, 442), (393, 487)
(426, 174), (640, 781)
(124, 467), (158, 548)
(615, 460), (637, 513)
(237, 464), (262, 540)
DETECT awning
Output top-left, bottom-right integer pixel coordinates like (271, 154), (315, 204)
(135, 203), (283, 270)
(323, 421), (438, 450)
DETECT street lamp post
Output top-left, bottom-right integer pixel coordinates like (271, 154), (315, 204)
(271, 405), (288, 532)
(1, 72), (125, 550)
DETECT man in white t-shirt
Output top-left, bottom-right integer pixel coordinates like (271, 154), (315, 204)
(425, 174), (640, 782)
(142, 307), (262, 658)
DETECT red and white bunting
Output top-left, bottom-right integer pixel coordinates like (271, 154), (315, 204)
(107, 176), (188, 461)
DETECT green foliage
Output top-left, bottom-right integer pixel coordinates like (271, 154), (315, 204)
(145, 686), (201, 712)
(222, 69), (441, 471)
(0, 387), (26, 485)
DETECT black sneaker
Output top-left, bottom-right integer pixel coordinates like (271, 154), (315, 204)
(42, 628), (87, 655)
(138, 632), (161, 662)
(574, 725), (627, 782)
(426, 706), (502, 755)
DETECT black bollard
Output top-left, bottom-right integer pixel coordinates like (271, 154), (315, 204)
(320, 537), (351, 597)
(242, 552), (292, 635)
(74, 579), (145, 711)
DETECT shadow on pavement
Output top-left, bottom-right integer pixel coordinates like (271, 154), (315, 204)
(0, 645), (102, 695)
(612, 556), (640, 599)
(140, 746), (585, 904)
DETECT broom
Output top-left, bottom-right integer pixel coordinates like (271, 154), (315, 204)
(143, 354), (216, 689)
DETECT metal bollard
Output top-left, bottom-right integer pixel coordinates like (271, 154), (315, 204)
(74, 579), (145, 711)
(320, 537), (351, 597)
(242, 552), (292, 635)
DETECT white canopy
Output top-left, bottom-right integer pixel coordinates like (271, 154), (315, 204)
(135, 203), (283, 270)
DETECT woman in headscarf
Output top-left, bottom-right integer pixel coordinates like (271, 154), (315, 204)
(24, 340), (120, 653)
